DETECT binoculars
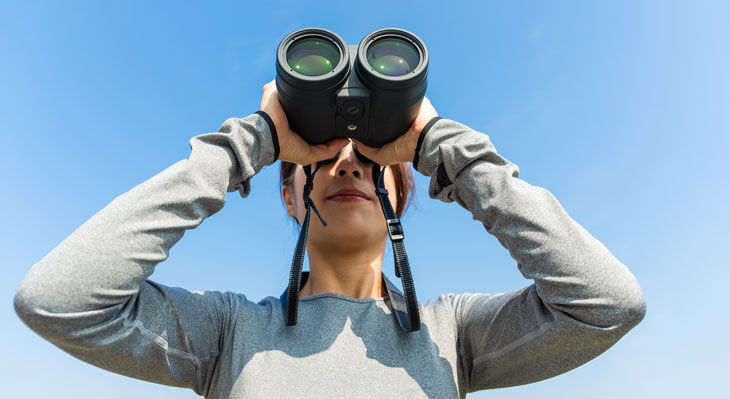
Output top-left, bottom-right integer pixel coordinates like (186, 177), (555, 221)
(275, 27), (429, 148)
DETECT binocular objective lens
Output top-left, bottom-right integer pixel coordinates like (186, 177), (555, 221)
(286, 37), (340, 76)
(366, 37), (420, 77)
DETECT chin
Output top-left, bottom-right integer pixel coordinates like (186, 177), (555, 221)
(313, 219), (383, 244)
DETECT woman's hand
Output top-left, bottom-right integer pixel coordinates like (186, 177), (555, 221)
(260, 80), (349, 165)
(351, 97), (438, 166)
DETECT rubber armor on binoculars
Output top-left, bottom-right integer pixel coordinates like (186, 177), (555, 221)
(275, 27), (429, 147)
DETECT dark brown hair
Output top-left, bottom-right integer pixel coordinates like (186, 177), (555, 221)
(280, 161), (415, 218)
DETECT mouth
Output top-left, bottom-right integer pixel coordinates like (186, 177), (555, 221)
(326, 189), (370, 202)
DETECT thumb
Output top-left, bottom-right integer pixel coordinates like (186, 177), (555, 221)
(310, 138), (349, 163)
(351, 139), (379, 160)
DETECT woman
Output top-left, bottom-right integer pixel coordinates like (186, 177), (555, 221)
(14, 80), (646, 398)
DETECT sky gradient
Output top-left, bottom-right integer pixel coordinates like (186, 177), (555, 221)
(2, 1), (728, 398)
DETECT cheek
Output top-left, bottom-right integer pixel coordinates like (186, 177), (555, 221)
(293, 168), (309, 217)
(385, 168), (398, 211)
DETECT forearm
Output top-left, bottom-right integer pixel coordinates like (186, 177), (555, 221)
(415, 118), (646, 390)
(415, 118), (646, 327)
(14, 112), (277, 337)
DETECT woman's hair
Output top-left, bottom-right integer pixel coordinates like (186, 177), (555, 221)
(280, 161), (415, 218)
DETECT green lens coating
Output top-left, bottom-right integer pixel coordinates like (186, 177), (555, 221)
(366, 37), (420, 76)
(286, 37), (340, 76)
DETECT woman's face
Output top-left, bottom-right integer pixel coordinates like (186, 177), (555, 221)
(282, 142), (398, 249)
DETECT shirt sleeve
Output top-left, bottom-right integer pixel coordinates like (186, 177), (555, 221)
(413, 118), (647, 392)
(13, 112), (278, 396)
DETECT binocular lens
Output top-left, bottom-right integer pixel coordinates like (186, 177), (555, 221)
(286, 37), (340, 76)
(366, 37), (420, 77)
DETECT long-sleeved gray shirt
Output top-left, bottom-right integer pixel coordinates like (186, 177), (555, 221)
(14, 113), (646, 398)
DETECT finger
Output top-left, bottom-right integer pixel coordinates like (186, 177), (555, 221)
(350, 139), (379, 160)
(326, 138), (350, 153)
(361, 137), (406, 166)
(309, 138), (349, 163)
(378, 143), (401, 166)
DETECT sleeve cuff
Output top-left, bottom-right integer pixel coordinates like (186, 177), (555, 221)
(413, 116), (442, 172)
(254, 110), (280, 161)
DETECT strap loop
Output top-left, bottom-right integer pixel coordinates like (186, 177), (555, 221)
(302, 164), (327, 227)
(386, 218), (404, 241)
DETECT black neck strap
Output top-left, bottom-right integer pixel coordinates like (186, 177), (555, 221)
(370, 163), (421, 332)
(284, 161), (421, 333)
(285, 163), (326, 327)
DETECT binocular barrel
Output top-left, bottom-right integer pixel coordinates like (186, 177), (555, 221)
(275, 28), (429, 147)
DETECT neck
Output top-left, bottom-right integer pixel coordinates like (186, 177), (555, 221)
(299, 238), (387, 299)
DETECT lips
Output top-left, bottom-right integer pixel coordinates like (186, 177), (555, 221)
(326, 188), (370, 201)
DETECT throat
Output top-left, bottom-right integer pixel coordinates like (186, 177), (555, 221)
(299, 268), (386, 299)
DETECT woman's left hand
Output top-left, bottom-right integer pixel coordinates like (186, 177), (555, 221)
(351, 97), (438, 166)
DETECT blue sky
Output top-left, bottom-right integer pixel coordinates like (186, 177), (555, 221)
(1, 1), (728, 397)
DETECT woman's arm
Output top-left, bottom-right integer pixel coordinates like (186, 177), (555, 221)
(414, 118), (646, 392)
(13, 112), (278, 396)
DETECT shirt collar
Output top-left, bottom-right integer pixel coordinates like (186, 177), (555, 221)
(279, 271), (413, 332)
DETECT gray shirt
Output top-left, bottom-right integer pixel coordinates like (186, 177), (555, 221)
(14, 113), (646, 398)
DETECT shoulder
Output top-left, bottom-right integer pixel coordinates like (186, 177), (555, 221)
(422, 290), (519, 325)
(178, 288), (282, 318)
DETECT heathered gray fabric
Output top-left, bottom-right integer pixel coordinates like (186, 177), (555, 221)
(14, 113), (646, 398)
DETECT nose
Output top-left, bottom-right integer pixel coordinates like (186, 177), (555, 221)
(334, 142), (366, 179)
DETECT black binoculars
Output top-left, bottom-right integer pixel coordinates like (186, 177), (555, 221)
(275, 27), (429, 148)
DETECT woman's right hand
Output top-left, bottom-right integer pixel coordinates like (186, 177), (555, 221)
(260, 80), (349, 165)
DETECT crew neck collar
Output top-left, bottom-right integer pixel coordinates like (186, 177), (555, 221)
(279, 271), (413, 332)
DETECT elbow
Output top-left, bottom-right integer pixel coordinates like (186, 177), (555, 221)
(603, 275), (647, 331)
(13, 266), (63, 333)
(14, 275), (44, 330)
(563, 275), (647, 332)
(14, 263), (131, 346)
(615, 287), (647, 330)
(588, 258), (647, 331)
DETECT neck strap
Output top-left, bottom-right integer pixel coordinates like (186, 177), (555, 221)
(285, 163), (325, 327)
(370, 163), (421, 332)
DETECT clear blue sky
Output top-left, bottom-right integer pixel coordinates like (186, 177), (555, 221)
(2, 1), (728, 398)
